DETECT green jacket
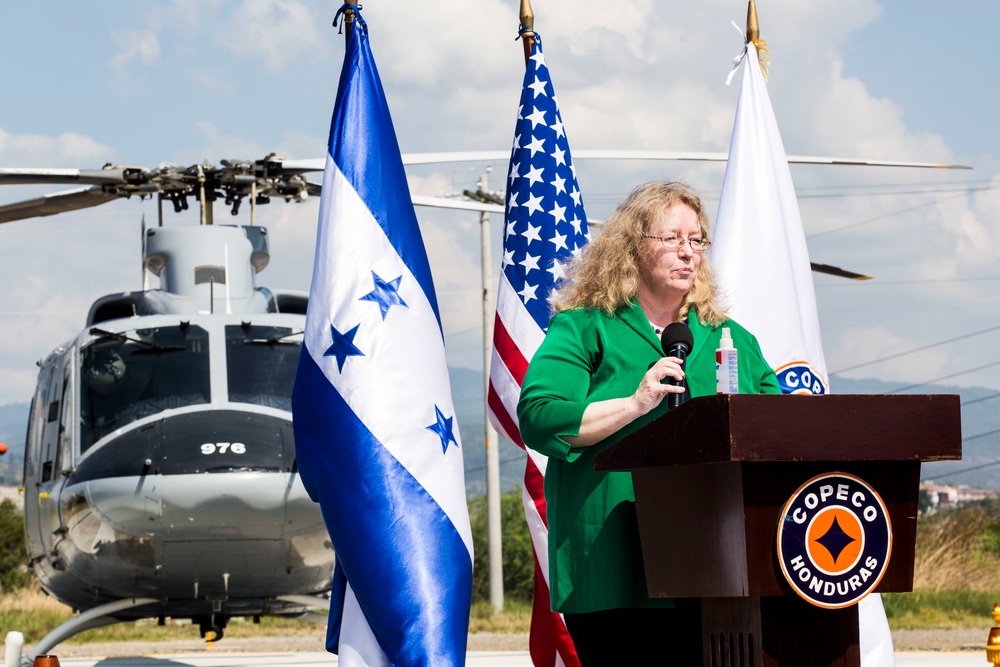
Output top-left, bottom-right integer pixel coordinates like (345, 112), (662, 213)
(517, 301), (780, 613)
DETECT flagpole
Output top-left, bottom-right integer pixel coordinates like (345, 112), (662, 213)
(519, 0), (535, 64)
(341, 4), (355, 40)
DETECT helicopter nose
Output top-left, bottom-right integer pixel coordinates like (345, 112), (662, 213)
(63, 409), (324, 550)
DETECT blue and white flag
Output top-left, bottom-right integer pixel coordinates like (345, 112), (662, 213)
(714, 36), (895, 667)
(292, 10), (473, 667)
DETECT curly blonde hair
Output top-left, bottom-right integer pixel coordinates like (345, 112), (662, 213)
(551, 181), (727, 326)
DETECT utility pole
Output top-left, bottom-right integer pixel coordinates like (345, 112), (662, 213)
(465, 171), (504, 612)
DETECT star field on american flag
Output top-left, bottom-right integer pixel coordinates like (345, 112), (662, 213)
(503, 37), (589, 332)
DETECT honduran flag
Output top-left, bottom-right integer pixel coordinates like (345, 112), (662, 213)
(292, 8), (473, 666)
(713, 32), (895, 667)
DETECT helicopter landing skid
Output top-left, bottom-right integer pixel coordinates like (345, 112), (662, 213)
(275, 595), (332, 625)
(21, 597), (158, 666)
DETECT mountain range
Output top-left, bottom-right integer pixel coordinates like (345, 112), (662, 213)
(1, 370), (996, 494)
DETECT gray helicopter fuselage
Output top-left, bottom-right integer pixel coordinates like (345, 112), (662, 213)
(21, 224), (333, 621)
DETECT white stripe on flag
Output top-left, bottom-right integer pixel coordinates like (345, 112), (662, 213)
(337, 583), (389, 667)
(495, 274), (545, 361)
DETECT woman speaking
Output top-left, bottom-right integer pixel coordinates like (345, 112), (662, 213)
(518, 181), (780, 664)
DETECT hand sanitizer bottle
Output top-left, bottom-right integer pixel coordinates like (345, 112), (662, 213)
(716, 327), (739, 394)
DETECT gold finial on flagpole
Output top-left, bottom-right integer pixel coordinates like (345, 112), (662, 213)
(342, 4), (356, 41)
(746, 0), (759, 42)
(746, 0), (770, 81)
(520, 0), (535, 65)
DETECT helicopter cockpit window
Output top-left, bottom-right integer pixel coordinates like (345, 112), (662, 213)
(226, 324), (302, 411)
(194, 266), (226, 285)
(79, 325), (211, 451)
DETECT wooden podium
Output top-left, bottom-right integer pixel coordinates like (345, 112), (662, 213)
(594, 394), (961, 667)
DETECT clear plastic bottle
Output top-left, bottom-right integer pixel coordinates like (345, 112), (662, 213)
(716, 327), (739, 394)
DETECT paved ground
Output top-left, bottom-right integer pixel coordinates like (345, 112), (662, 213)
(891, 628), (987, 653)
(48, 633), (529, 658)
(45, 628), (992, 657)
(16, 628), (992, 666)
(47, 650), (993, 667)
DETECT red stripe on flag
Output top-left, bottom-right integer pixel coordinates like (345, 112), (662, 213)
(529, 548), (580, 667)
(487, 380), (524, 449)
(492, 312), (530, 385)
(523, 451), (548, 530)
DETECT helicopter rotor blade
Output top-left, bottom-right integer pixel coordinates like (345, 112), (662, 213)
(809, 262), (872, 280)
(0, 167), (152, 186)
(410, 194), (504, 214)
(0, 186), (120, 224)
(274, 151), (973, 173)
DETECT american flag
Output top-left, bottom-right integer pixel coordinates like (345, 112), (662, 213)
(487, 35), (587, 667)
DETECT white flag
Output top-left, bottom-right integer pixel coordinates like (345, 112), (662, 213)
(714, 41), (828, 395)
(714, 39), (895, 666)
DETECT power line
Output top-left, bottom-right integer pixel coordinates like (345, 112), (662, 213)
(926, 458), (1000, 482)
(798, 184), (1000, 199)
(817, 276), (1000, 288)
(963, 428), (1000, 443)
(831, 324), (1000, 374)
(797, 178), (996, 193)
(464, 453), (525, 475)
(806, 190), (973, 240)
(963, 392), (1000, 407)
(887, 359), (1000, 394)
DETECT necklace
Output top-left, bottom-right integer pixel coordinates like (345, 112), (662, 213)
(651, 316), (688, 335)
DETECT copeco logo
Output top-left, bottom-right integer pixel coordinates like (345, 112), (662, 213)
(775, 361), (828, 395)
(776, 472), (892, 609)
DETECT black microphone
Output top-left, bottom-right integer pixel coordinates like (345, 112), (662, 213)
(660, 322), (693, 409)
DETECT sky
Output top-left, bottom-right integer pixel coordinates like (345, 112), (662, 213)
(1, 0), (999, 406)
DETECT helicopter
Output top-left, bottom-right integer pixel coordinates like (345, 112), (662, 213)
(1, 156), (338, 662)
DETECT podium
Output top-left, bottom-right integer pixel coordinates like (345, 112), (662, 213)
(593, 394), (961, 667)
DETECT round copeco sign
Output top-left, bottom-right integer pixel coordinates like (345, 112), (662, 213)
(776, 472), (892, 609)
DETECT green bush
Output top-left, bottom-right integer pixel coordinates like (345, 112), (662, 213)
(469, 488), (535, 605)
(882, 589), (1000, 629)
(0, 498), (31, 594)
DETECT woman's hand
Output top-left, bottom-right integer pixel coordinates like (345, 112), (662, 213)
(630, 356), (686, 416)
(566, 356), (686, 448)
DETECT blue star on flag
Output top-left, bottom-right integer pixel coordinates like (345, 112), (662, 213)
(324, 323), (364, 372)
(359, 270), (408, 320)
(426, 405), (459, 455)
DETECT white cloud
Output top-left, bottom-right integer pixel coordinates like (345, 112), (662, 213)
(361, 0), (515, 88)
(214, 0), (328, 73)
(0, 129), (115, 167)
(148, 0), (226, 36)
(108, 28), (161, 71)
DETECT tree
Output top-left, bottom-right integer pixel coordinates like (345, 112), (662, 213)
(468, 488), (535, 605)
(0, 498), (31, 593)
(917, 488), (933, 515)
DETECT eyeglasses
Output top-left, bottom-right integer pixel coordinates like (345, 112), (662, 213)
(643, 235), (712, 252)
